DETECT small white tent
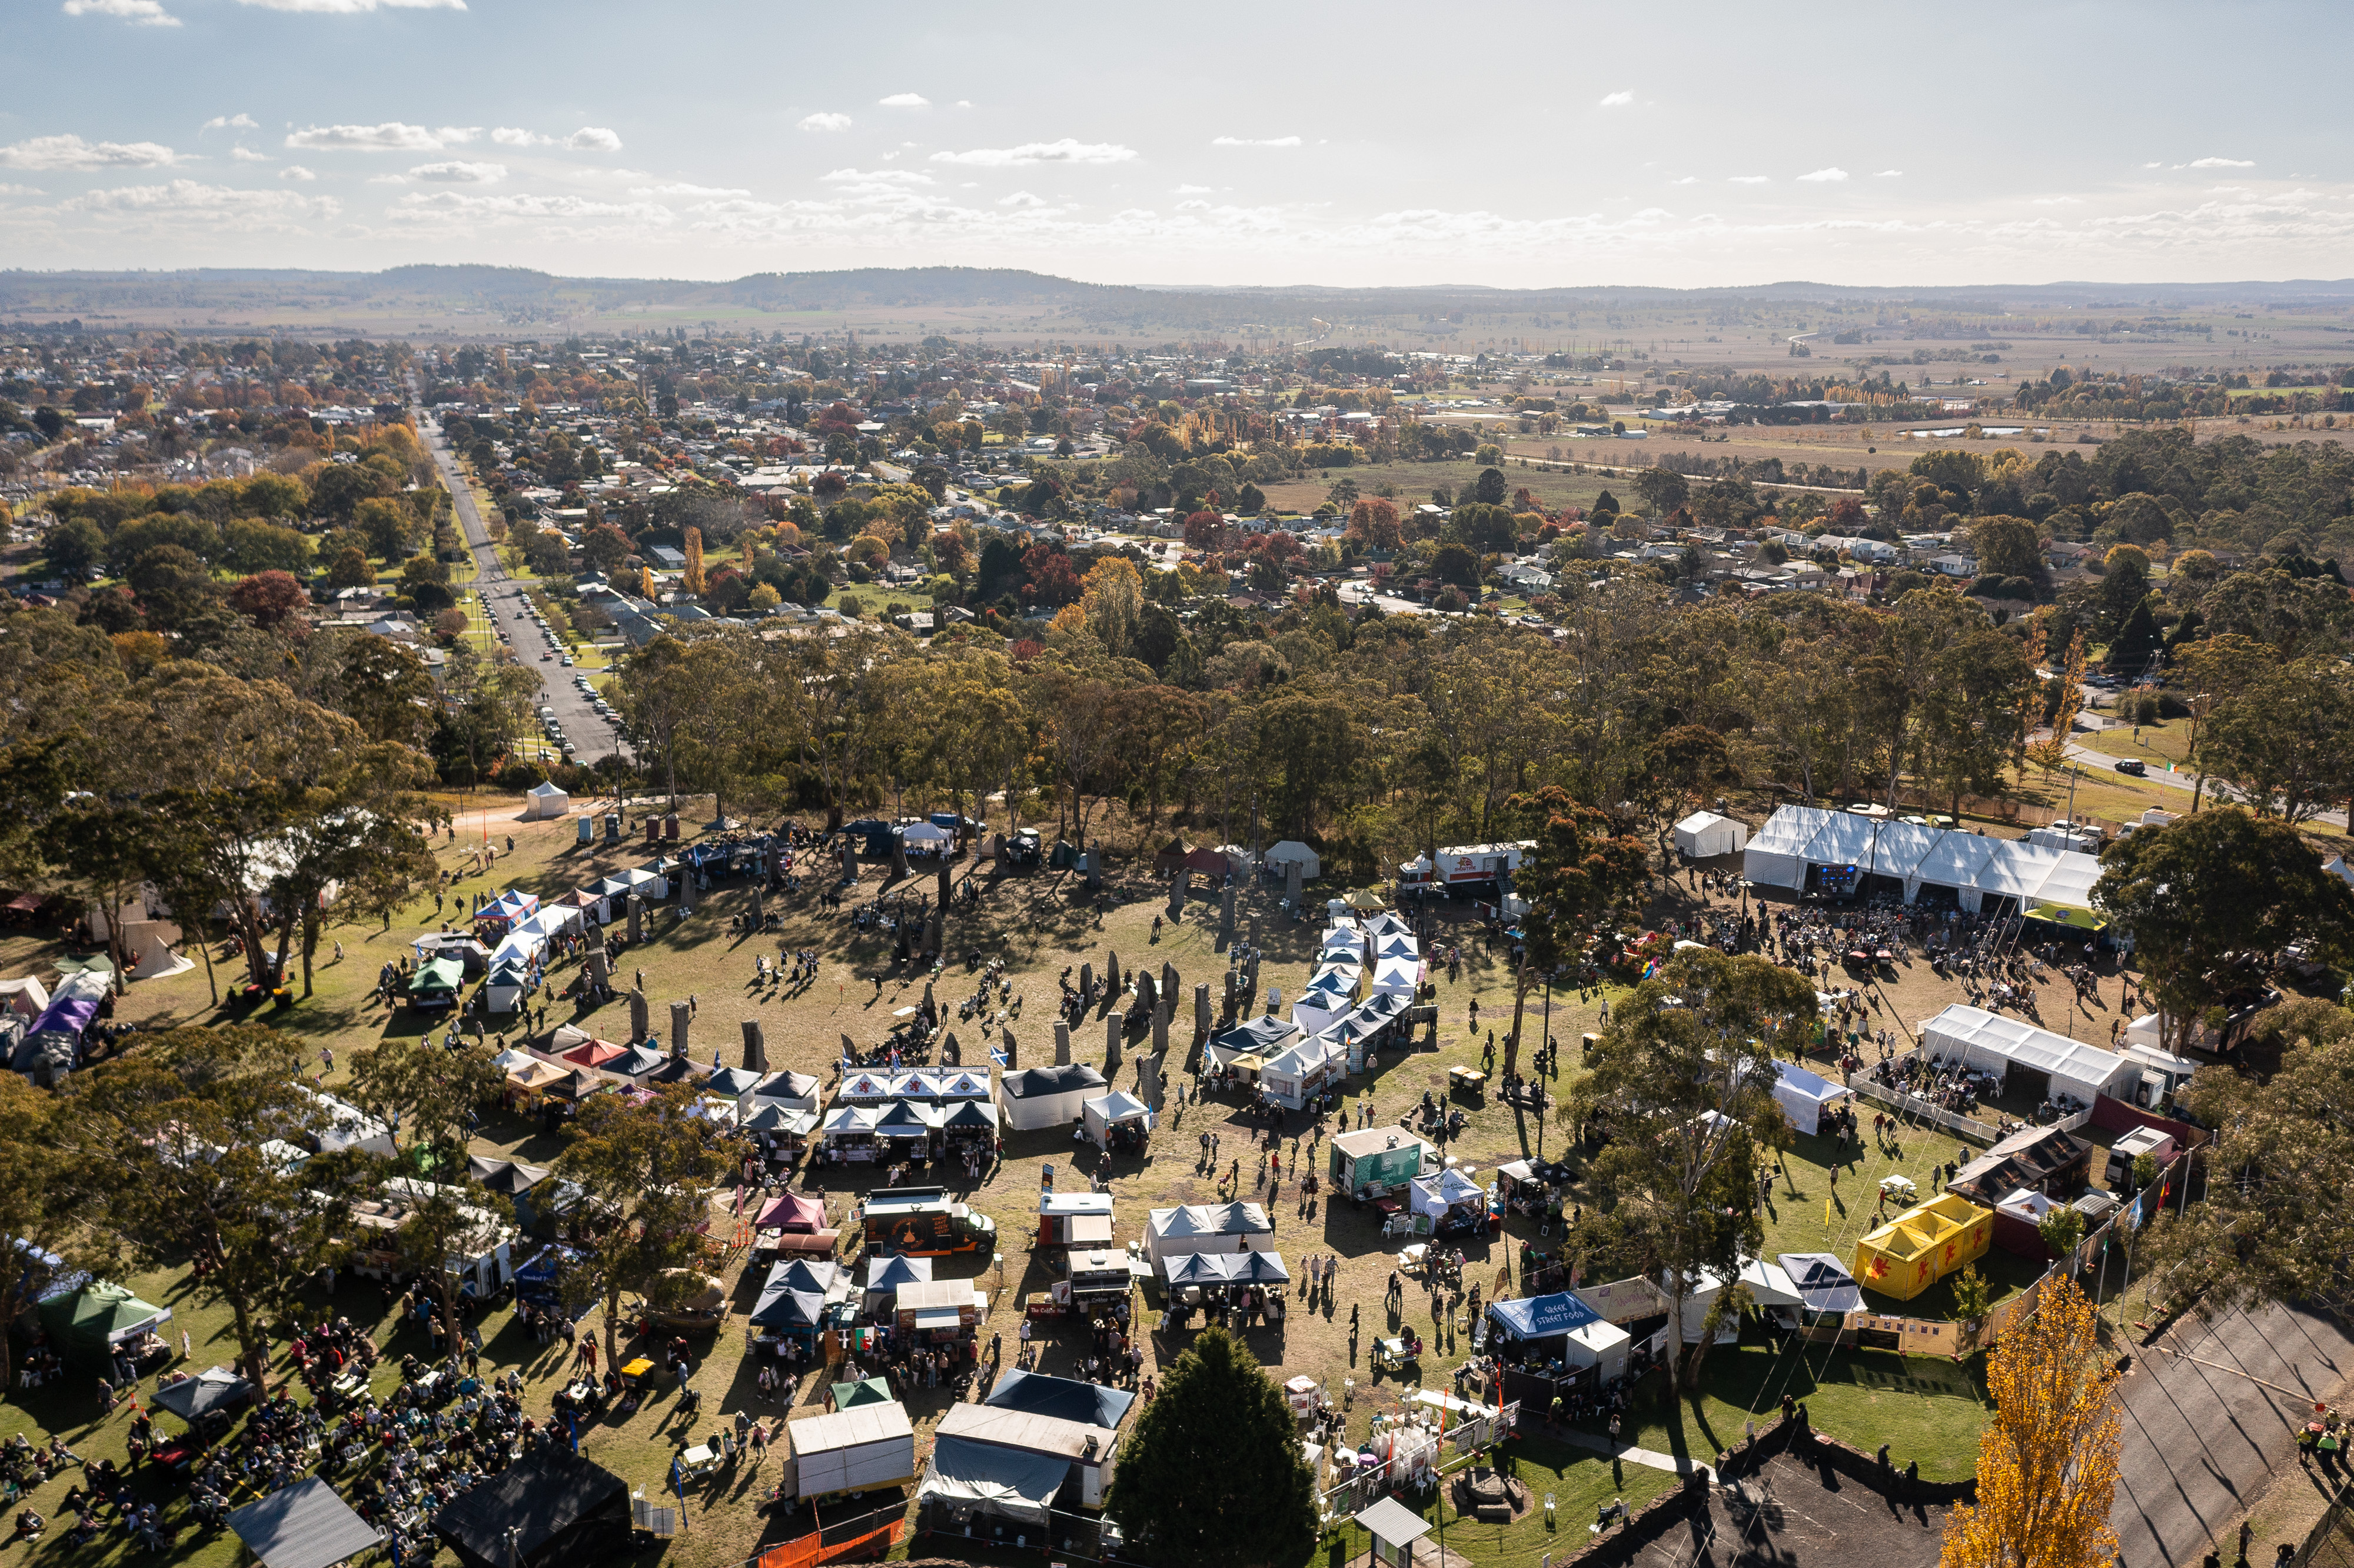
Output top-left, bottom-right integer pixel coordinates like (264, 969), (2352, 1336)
(1264, 841), (1321, 881)
(523, 781), (571, 820)
(1080, 1090), (1151, 1149)
(1771, 1060), (1848, 1137)
(1673, 812), (1747, 860)
(996, 1064), (1108, 1133)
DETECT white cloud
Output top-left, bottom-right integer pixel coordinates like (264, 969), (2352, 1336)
(953, 99), (972, 109)
(1211, 135), (1302, 148)
(1728, 175), (1768, 185)
(1875, 169), (1903, 178)
(821, 167), (931, 188)
(231, 146), (272, 162)
(930, 139), (1136, 167)
(564, 126), (621, 152)
(1671, 176), (1697, 186)
(202, 114), (260, 132)
(66, 178), (338, 222)
(235, 0), (463, 11)
(0, 184), (46, 197)
(997, 190), (1045, 208)
(491, 126), (550, 147)
(1176, 199), (1209, 212)
(286, 122), (456, 152)
(2031, 195), (2082, 206)
(630, 181), (749, 198)
(1797, 167), (1848, 183)
(797, 112), (852, 134)
(2187, 156), (2255, 168)
(877, 93), (930, 108)
(1173, 184), (1212, 194)
(2143, 161), (2164, 169)
(62, 0), (180, 24)
(0, 134), (180, 171)
(387, 189), (673, 228)
(1598, 90), (1634, 107)
(279, 164), (316, 181)
(409, 159), (504, 183)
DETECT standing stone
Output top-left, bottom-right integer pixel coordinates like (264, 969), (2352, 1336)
(1079, 963), (1093, 1005)
(1133, 969), (1157, 1021)
(889, 834), (910, 879)
(680, 873), (696, 916)
(1168, 868), (1185, 920)
(1139, 1052), (1162, 1110)
(588, 918), (607, 954)
(1000, 1027), (1019, 1070)
(925, 914), (943, 956)
(1220, 887), (1237, 938)
(1152, 1005), (1169, 1057)
(1053, 1021), (1072, 1066)
(940, 1030), (960, 1067)
(628, 987), (649, 1043)
(1105, 1010), (1125, 1074)
(937, 862), (952, 908)
(1285, 860), (1304, 911)
(584, 949), (609, 994)
(1162, 962), (1180, 1006)
(670, 1001), (691, 1058)
(1195, 984), (1212, 1040)
(923, 980), (935, 1016)
(1250, 916), (1264, 950)
(1222, 970), (1238, 1024)
(751, 888), (763, 930)
(627, 894), (643, 944)
(841, 838), (859, 881)
(1106, 951), (1122, 998)
(741, 1020), (767, 1073)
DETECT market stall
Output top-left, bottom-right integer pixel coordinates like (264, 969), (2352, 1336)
(1486, 1290), (1628, 1389)
(995, 1063), (1108, 1133)
(1407, 1167), (1490, 1237)
(816, 1104), (883, 1166)
(1142, 1201), (1274, 1273)
(753, 1190), (840, 1259)
(1080, 1090), (1151, 1152)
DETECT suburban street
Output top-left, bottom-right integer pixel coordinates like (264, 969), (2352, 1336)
(2059, 741), (2349, 831)
(2114, 1304), (2354, 1568)
(417, 411), (627, 764)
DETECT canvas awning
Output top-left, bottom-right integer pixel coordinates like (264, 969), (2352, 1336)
(227, 1477), (381, 1568)
(919, 1434), (1069, 1526)
(1487, 1291), (1601, 1340)
(154, 1364), (254, 1422)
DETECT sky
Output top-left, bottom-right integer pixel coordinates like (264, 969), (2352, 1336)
(5, 0), (2353, 291)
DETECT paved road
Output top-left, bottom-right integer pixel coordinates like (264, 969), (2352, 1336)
(2059, 741), (2349, 831)
(417, 412), (626, 764)
(2114, 1304), (2354, 1568)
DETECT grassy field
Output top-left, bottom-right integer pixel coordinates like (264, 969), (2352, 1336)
(0, 794), (2154, 1568)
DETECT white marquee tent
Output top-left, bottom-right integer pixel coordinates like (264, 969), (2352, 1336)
(1673, 812), (1748, 860)
(1919, 1004), (2143, 1104)
(1742, 806), (2104, 913)
(1264, 841), (1321, 881)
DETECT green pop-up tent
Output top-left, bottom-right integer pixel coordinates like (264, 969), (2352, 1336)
(38, 1281), (171, 1363)
(408, 956), (464, 1008)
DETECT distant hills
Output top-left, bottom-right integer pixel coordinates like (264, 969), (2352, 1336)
(5, 264), (2354, 335)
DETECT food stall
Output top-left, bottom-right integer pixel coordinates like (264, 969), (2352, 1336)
(754, 1191), (839, 1260)
(1494, 1158), (1571, 1220)
(1407, 1167), (1491, 1237)
(1143, 1201), (1275, 1274)
(941, 1100), (1000, 1176)
(1160, 1249), (1289, 1331)
(895, 1277), (986, 1359)
(816, 1104), (882, 1166)
(1038, 1191), (1115, 1249)
(1487, 1290), (1630, 1401)
(1329, 1127), (1437, 1205)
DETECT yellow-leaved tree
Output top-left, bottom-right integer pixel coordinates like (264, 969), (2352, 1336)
(1940, 1275), (2121, 1568)
(683, 526), (707, 597)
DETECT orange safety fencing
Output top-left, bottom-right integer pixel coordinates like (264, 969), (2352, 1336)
(756, 1516), (905, 1568)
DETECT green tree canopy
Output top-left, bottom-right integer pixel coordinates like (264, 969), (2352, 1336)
(1105, 1326), (1316, 1568)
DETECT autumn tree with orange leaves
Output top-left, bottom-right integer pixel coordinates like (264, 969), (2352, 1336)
(1940, 1275), (2121, 1568)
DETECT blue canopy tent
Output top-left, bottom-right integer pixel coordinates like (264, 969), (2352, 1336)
(1487, 1290), (1601, 1343)
(1778, 1253), (1865, 1319)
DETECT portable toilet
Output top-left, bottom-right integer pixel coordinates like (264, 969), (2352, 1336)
(604, 812), (621, 844)
(645, 819), (659, 845)
(577, 817), (594, 845)
(663, 814), (680, 841)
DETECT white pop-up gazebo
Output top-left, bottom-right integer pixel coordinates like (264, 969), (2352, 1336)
(523, 781), (571, 820)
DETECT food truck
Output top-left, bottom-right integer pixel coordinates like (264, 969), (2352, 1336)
(862, 1187), (998, 1257)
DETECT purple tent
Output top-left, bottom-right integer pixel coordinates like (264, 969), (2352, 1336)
(28, 990), (99, 1043)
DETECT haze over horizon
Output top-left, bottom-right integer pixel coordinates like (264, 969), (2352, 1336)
(7, 0), (2353, 291)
